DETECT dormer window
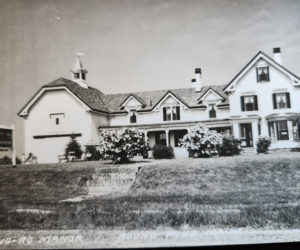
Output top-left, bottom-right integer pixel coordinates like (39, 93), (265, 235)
(130, 110), (137, 123)
(209, 105), (216, 118)
(256, 66), (270, 82)
(272, 92), (291, 109)
(241, 95), (258, 111)
(163, 106), (180, 121)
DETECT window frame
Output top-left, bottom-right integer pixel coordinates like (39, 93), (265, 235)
(163, 105), (180, 121)
(240, 95), (258, 111)
(256, 66), (270, 82)
(209, 104), (216, 118)
(272, 92), (291, 109)
(129, 109), (137, 124)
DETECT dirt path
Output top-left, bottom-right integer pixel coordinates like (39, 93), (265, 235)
(1, 228), (300, 249)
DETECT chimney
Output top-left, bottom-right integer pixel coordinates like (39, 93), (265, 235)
(191, 68), (202, 92)
(273, 47), (282, 64)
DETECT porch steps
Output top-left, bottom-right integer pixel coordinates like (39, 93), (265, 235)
(241, 147), (257, 155)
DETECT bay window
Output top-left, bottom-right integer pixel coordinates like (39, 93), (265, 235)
(268, 120), (289, 141)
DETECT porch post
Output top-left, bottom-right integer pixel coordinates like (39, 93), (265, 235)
(165, 129), (169, 146)
(252, 120), (258, 148)
(288, 120), (294, 141)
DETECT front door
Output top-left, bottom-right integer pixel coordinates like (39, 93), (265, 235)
(240, 123), (253, 147)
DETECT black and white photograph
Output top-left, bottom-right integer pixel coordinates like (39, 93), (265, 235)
(1, 0), (300, 249)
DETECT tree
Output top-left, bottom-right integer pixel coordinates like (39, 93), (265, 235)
(99, 128), (149, 164)
(65, 138), (83, 160)
(179, 123), (223, 158)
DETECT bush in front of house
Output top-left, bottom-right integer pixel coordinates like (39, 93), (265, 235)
(0, 156), (22, 165)
(65, 138), (83, 160)
(256, 136), (271, 153)
(179, 123), (223, 158)
(99, 128), (149, 164)
(152, 144), (174, 159)
(219, 134), (241, 156)
(85, 145), (101, 161)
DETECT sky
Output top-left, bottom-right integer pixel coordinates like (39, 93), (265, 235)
(1, 0), (300, 156)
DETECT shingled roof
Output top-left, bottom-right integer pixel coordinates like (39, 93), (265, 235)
(44, 77), (109, 113)
(19, 77), (229, 116)
(102, 85), (228, 113)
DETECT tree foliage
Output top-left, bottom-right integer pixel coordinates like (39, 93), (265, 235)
(179, 123), (223, 158)
(65, 138), (83, 159)
(99, 128), (149, 164)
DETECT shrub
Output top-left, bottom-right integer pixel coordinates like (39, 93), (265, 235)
(219, 134), (241, 156)
(179, 123), (223, 158)
(256, 136), (271, 153)
(152, 144), (174, 159)
(65, 138), (83, 160)
(99, 128), (149, 164)
(0, 155), (21, 165)
(85, 145), (101, 161)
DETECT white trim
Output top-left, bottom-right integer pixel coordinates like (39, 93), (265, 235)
(224, 52), (300, 92)
(18, 86), (91, 116)
(198, 88), (225, 102)
(152, 92), (189, 111)
(120, 94), (144, 108)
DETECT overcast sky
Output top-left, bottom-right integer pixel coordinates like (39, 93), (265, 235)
(1, 0), (300, 156)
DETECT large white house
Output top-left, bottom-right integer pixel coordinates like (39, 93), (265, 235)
(18, 48), (300, 163)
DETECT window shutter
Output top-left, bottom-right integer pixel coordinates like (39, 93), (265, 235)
(256, 68), (259, 82)
(163, 107), (167, 121)
(254, 95), (258, 110)
(272, 93), (277, 109)
(240, 96), (245, 111)
(286, 92), (291, 108)
(176, 106), (180, 120)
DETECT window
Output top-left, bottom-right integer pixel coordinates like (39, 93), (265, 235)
(74, 73), (80, 79)
(241, 95), (258, 111)
(50, 113), (65, 125)
(256, 66), (270, 82)
(209, 105), (216, 118)
(130, 110), (137, 123)
(81, 72), (86, 80)
(163, 106), (180, 121)
(272, 92), (291, 109)
(269, 120), (289, 141)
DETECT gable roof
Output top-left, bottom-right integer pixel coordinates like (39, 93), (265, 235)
(223, 51), (300, 92)
(18, 77), (109, 116)
(18, 78), (229, 117)
(198, 87), (225, 102)
(119, 94), (146, 108)
(103, 84), (229, 113)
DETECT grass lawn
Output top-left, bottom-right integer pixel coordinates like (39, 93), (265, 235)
(0, 153), (300, 230)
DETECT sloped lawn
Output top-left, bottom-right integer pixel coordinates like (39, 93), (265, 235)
(1, 153), (300, 230)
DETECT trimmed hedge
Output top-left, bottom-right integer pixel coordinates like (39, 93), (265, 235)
(152, 145), (174, 159)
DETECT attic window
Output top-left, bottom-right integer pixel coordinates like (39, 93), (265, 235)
(256, 66), (270, 82)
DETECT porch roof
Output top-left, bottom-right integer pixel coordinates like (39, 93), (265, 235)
(99, 119), (231, 130)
